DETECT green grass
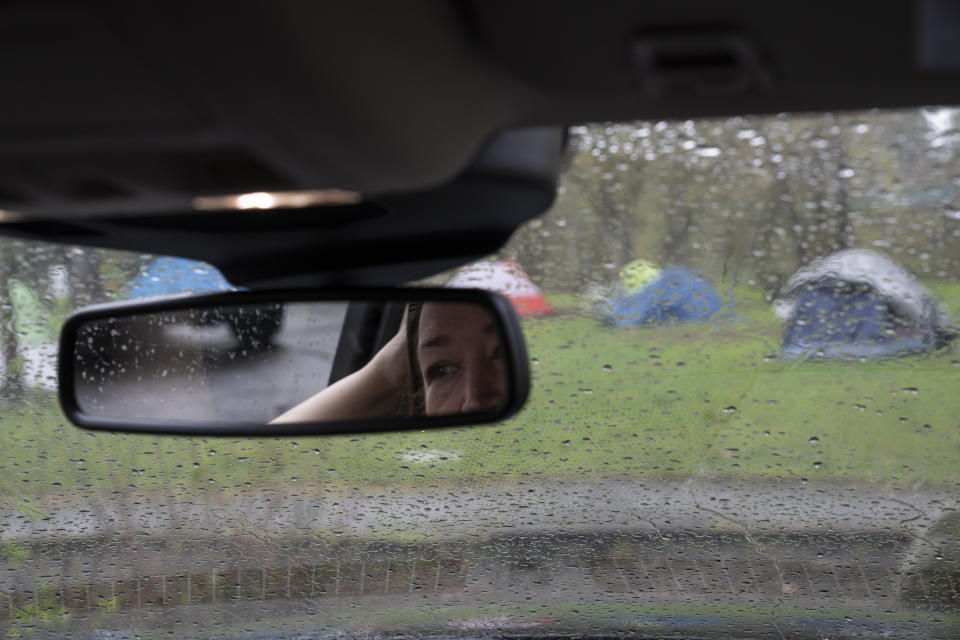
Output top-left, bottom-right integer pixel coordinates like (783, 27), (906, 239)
(331, 600), (960, 633)
(515, 315), (960, 483)
(2, 285), (959, 499)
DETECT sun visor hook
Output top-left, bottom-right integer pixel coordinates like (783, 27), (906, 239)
(630, 29), (773, 99)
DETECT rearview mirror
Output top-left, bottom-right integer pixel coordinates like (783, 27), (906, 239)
(59, 289), (529, 435)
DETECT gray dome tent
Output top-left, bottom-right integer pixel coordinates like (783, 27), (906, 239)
(774, 249), (955, 359)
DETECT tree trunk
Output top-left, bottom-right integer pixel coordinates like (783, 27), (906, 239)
(0, 247), (24, 402)
(69, 248), (106, 307)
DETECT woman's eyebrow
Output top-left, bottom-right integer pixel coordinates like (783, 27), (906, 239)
(422, 323), (495, 348)
(421, 334), (449, 348)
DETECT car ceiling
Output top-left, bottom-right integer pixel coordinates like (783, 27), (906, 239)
(2, 0), (960, 286)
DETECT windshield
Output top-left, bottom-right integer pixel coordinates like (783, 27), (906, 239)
(2, 108), (959, 639)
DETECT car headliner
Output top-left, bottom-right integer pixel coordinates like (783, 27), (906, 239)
(2, 0), (960, 285)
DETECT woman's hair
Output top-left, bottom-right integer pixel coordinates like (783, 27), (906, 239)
(404, 302), (426, 416)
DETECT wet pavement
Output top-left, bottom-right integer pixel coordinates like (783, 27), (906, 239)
(2, 478), (953, 543)
(2, 525), (956, 638)
(72, 302), (348, 423)
(1, 478), (957, 636)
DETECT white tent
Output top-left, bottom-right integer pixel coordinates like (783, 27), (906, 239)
(774, 249), (950, 327)
(774, 249), (955, 358)
(448, 260), (554, 316)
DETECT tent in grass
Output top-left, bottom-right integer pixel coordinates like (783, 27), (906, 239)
(447, 260), (554, 316)
(604, 260), (724, 328)
(774, 249), (956, 359)
(128, 256), (233, 299)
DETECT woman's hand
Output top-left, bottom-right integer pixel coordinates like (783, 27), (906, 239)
(270, 306), (415, 424)
(365, 307), (414, 407)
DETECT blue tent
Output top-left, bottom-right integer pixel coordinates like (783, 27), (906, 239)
(128, 257), (233, 299)
(780, 279), (936, 358)
(606, 266), (724, 328)
(776, 250), (955, 359)
(125, 257), (283, 348)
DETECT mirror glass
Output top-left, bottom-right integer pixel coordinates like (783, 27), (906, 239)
(70, 298), (513, 426)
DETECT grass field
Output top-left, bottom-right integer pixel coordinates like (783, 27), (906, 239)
(2, 285), (959, 500)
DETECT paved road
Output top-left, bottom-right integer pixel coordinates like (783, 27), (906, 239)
(2, 478), (956, 636)
(3, 477), (953, 544)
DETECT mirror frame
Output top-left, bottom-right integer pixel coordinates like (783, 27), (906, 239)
(58, 288), (530, 436)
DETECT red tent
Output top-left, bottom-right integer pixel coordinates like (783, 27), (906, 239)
(448, 260), (554, 316)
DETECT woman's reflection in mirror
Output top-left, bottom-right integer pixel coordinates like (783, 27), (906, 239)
(270, 302), (505, 423)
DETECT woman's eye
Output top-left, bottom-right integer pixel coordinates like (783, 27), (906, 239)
(427, 362), (459, 381)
